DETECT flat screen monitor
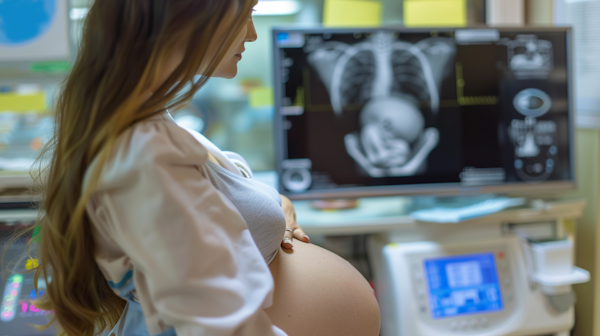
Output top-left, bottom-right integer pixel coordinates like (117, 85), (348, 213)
(423, 253), (503, 319)
(272, 27), (574, 199)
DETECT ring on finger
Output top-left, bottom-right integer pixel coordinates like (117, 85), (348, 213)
(285, 228), (293, 233)
(283, 237), (293, 244)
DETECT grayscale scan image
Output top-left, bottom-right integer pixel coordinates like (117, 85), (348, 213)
(274, 29), (571, 196)
(506, 35), (554, 79)
(306, 32), (456, 177)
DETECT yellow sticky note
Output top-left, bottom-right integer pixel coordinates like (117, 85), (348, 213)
(248, 86), (274, 108)
(403, 0), (467, 27)
(324, 0), (383, 27)
(0, 92), (46, 113)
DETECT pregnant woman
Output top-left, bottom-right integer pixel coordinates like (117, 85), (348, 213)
(24, 1), (380, 336)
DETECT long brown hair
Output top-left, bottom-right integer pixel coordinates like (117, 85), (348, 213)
(14, 1), (254, 335)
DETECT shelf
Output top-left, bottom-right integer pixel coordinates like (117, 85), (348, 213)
(0, 196), (587, 236)
(534, 267), (591, 287)
(0, 173), (32, 189)
(296, 198), (586, 235)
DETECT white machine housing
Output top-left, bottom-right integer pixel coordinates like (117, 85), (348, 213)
(379, 236), (571, 336)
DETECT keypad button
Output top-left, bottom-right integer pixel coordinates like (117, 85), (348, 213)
(505, 293), (514, 302)
(460, 320), (469, 330)
(469, 319), (479, 329)
(450, 321), (458, 331)
(479, 317), (489, 327)
(417, 288), (426, 297)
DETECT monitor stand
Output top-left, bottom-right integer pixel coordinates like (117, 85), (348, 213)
(311, 198), (359, 210)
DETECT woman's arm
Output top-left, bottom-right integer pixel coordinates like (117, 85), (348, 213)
(93, 122), (287, 336)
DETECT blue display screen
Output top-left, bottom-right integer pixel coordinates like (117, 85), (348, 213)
(424, 252), (503, 319)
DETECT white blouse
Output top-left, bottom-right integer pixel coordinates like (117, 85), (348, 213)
(85, 113), (287, 336)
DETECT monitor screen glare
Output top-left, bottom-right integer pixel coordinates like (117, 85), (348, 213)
(423, 253), (503, 319)
(274, 28), (573, 199)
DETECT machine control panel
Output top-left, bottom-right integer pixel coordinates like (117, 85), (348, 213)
(380, 228), (580, 336)
(408, 246), (518, 333)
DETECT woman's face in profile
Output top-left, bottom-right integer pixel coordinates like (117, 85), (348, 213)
(154, 4), (258, 91)
(209, 8), (258, 79)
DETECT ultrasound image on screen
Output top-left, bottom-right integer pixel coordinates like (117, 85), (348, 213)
(275, 29), (572, 196)
(307, 31), (455, 178)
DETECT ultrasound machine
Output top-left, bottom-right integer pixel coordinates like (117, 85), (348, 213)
(273, 27), (588, 336)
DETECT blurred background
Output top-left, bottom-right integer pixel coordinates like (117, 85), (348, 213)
(5, 1), (600, 335)
(0, 0), (490, 185)
(0, 0), (573, 184)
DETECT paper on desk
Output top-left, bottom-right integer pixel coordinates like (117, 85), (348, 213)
(410, 197), (526, 223)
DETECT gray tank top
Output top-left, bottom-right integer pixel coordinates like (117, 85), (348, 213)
(200, 160), (285, 264)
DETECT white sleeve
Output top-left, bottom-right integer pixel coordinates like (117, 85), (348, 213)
(93, 121), (287, 336)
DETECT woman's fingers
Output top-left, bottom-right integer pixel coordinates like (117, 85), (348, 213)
(292, 227), (310, 243)
(281, 225), (309, 249)
(280, 194), (309, 245)
(282, 229), (294, 249)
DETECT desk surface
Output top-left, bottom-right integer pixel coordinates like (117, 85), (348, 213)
(0, 198), (586, 236)
(295, 198), (586, 235)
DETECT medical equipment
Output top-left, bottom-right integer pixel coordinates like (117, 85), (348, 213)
(272, 27), (574, 200)
(0, 227), (55, 336)
(364, 199), (588, 336)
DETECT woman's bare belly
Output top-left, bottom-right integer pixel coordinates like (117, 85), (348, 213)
(266, 239), (381, 336)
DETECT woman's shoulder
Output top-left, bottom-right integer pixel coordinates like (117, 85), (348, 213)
(86, 113), (208, 191)
(121, 113), (207, 162)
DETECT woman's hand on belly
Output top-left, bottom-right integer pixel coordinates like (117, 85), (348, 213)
(281, 195), (310, 249)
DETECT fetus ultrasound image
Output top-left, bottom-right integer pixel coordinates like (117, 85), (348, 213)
(274, 29), (572, 196)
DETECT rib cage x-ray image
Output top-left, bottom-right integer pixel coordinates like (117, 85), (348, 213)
(306, 32), (456, 177)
